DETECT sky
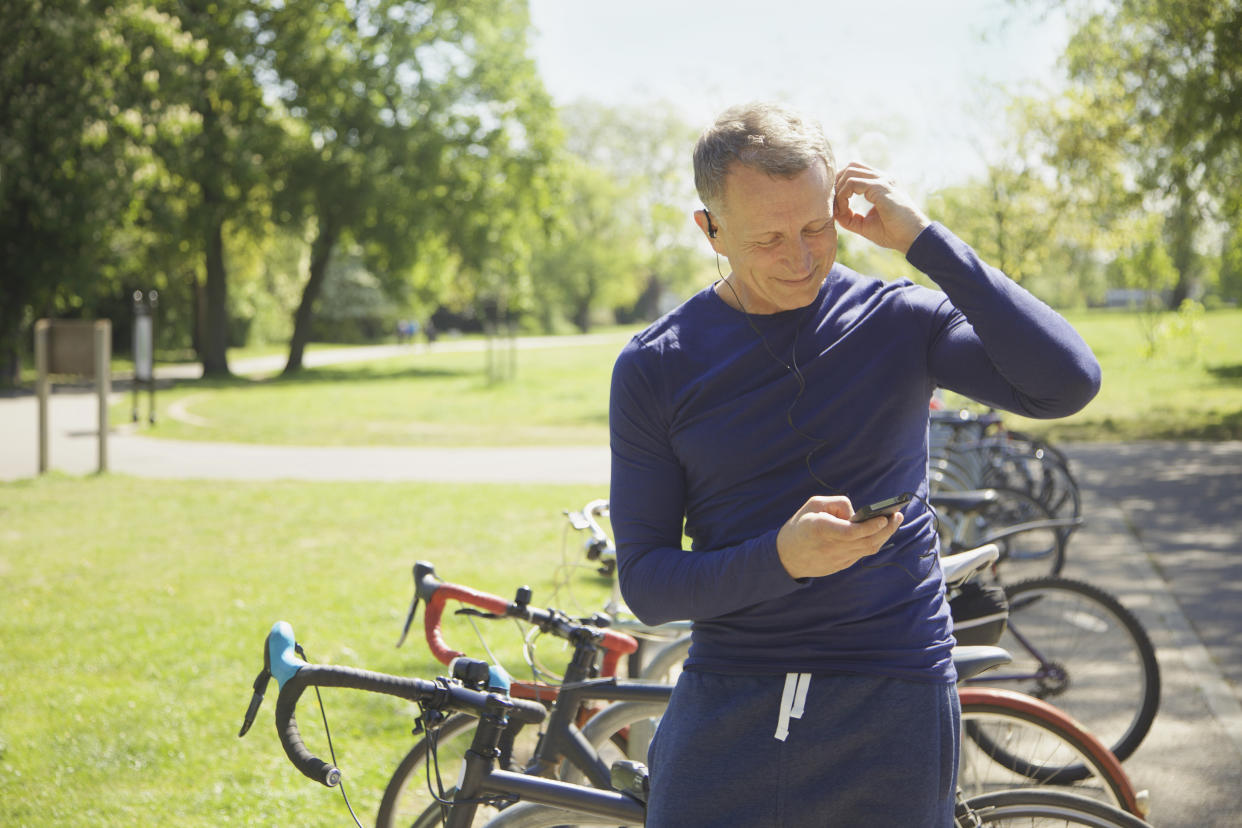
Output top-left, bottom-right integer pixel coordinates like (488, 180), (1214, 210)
(526, 0), (1070, 198)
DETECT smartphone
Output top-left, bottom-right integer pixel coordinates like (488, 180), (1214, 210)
(850, 492), (913, 523)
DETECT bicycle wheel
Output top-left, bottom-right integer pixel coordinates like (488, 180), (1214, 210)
(977, 487), (1067, 580)
(964, 789), (1152, 827)
(980, 576), (1160, 768)
(376, 712), (535, 828)
(958, 688), (1143, 816)
(560, 699), (670, 786)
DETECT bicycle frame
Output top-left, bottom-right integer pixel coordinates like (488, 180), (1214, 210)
(524, 677), (672, 787)
(963, 618), (1058, 687)
(417, 692), (647, 827)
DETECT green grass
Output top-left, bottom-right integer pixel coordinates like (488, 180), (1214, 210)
(119, 311), (1242, 447)
(118, 335), (628, 447)
(964, 308), (1242, 442)
(0, 475), (612, 827)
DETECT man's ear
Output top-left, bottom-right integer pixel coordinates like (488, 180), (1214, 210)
(694, 209), (723, 251)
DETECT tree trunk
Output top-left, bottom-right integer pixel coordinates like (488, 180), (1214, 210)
(1166, 173), (1198, 309)
(0, 333), (19, 388)
(283, 219), (339, 375)
(201, 217), (231, 376)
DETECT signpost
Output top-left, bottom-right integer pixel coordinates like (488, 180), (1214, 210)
(35, 319), (111, 474)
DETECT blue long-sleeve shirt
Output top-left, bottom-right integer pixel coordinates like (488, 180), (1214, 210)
(608, 223), (1100, 683)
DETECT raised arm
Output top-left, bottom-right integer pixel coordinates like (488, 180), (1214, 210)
(908, 224), (1101, 418)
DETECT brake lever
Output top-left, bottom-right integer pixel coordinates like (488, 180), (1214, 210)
(455, 607), (502, 620)
(396, 567), (422, 648)
(238, 635), (273, 738)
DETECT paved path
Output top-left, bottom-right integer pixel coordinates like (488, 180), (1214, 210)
(0, 339), (619, 484)
(2, 354), (1240, 825)
(1059, 442), (1242, 827)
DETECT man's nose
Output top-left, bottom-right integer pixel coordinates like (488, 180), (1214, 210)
(782, 237), (815, 273)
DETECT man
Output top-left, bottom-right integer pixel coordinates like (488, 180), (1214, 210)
(608, 102), (1101, 826)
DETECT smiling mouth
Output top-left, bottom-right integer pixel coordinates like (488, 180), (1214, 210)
(779, 273), (816, 285)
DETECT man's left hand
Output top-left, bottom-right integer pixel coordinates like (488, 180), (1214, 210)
(833, 162), (931, 254)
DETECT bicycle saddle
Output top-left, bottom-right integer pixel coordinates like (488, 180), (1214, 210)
(941, 544), (999, 589)
(952, 645), (1012, 682)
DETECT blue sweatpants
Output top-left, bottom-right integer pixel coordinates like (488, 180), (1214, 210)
(645, 671), (960, 827)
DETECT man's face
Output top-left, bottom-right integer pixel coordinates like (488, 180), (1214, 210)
(711, 160), (838, 314)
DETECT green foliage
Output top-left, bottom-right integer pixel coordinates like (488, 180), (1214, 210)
(554, 100), (707, 323)
(253, 0), (561, 371)
(0, 0), (205, 382)
(1046, 0), (1242, 307)
(531, 159), (645, 332)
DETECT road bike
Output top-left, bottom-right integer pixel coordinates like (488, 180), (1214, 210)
(246, 622), (1152, 827)
(372, 557), (1145, 822)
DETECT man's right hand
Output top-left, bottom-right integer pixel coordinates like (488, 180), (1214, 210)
(775, 495), (903, 579)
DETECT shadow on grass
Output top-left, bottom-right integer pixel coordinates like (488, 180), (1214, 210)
(176, 361), (470, 391)
(1029, 409), (1242, 442)
(1207, 363), (1242, 383)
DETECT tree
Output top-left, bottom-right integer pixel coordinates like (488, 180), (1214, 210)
(1049, 0), (1242, 307)
(0, 1), (197, 385)
(254, 0), (559, 374)
(532, 159), (644, 332)
(557, 100), (706, 321)
(154, 0), (277, 376)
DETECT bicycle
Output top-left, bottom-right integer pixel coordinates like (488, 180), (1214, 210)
(249, 622), (1152, 827)
(378, 562), (674, 826)
(377, 556), (1145, 821)
(932, 487), (1082, 581)
(969, 575), (1161, 771)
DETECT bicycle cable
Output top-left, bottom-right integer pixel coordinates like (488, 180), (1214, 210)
(418, 700), (518, 820)
(713, 257), (939, 583)
(296, 643), (365, 828)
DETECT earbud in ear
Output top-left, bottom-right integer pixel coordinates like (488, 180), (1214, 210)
(704, 209), (718, 238)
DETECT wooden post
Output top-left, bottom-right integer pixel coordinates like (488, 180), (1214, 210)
(35, 320), (50, 473)
(95, 320), (110, 473)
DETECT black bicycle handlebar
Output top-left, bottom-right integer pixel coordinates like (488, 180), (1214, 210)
(265, 622), (547, 787)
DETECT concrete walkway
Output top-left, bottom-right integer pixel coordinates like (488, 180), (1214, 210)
(2, 352), (1240, 825)
(0, 339), (618, 484)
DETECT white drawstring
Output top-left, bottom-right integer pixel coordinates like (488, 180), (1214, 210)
(774, 672), (812, 741)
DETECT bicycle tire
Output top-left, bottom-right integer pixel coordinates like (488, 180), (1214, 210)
(561, 699), (670, 786)
(936, 485), (1067, 581)
(477, 788), (1153, 828)
(964, 789), (1152, 827)
(637, 633), (691, 682)
(976, 576), (1161, 769)
(958, 688), (1143, 815)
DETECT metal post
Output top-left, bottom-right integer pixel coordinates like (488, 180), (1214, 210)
(131, 290), (158, 424)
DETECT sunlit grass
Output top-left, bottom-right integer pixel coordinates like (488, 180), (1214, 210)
(119, 310), (1242, 446)
(115, 335), (629, 447)
(0, 475), (612, 826)
(979, 308), (1242, 441)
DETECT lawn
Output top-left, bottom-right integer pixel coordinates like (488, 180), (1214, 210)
(115, 309), (1242, 446)
(978, 308), (1242, 442)
(116, 334), (628, 447)
(5, 307), (1239, 825)
(0, 475), (612, 826)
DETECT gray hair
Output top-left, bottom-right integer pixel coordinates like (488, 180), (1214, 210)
(693, 102), (836, 211)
